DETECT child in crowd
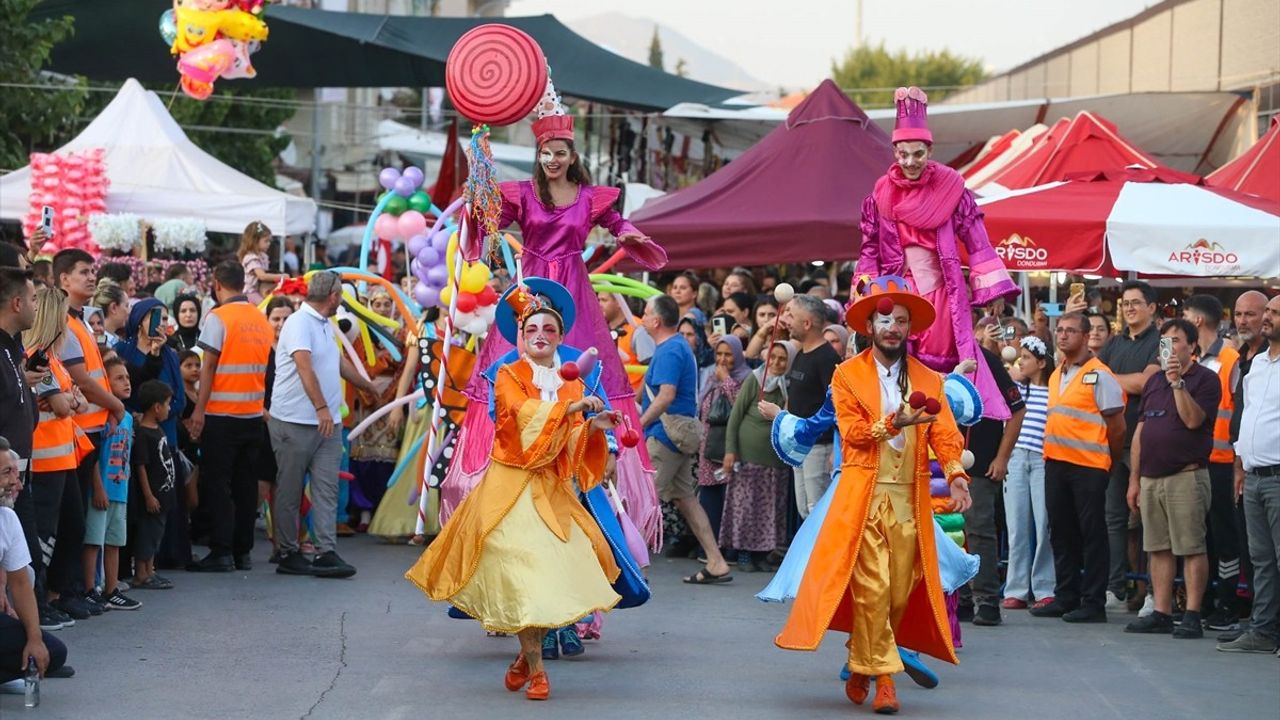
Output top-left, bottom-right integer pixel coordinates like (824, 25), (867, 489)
(177, 350), (202, 514)
(84, 358), (141, 610)
(131, 381), (178, 590)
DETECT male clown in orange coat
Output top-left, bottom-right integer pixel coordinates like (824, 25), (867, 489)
(774, 276), (972, 714)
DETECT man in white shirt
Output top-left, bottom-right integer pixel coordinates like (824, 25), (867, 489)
(0, 441), (66, 682)
(268, 272), (375, 579)
(1219, 294), (1280, 654)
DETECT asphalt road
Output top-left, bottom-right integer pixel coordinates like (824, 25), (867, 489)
(11, 535), (1277, 719)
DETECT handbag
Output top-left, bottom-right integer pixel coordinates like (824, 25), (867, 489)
(645, 383), (704, 455)
(702, 390), (732, 463)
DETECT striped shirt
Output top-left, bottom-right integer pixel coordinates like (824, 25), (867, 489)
(1015, 383), (1049, 454)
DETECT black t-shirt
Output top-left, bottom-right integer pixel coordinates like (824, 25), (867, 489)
(787, 343), (842, 444)
(965, 347), (1026, 479)
(132, 424), (176, 512)
(1098, 322), (1159, 448)
(0, 330), (36, 461)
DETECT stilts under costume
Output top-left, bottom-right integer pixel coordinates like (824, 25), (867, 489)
(444, 89), (667, 547)
(857, 86), (1020, 421)
(405, 280), (623, 632)
(773, 276), (969, 711)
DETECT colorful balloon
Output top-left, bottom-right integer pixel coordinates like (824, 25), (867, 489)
(407, 233), (429, 257)
(458, 262), (489, 294)
(373, 213), (399, 241)
(415, 246), (440, 268)
(402, 166), (425, 188)
(425, 264), (448, 288)
(383, 194), (408, 216)
(393, 176), (416, 198)
(397, 211), (427, 241)
(407, 191), (432, 214)
(222, 39), (259, 79)
(378, 168), (401, 190)
(159, 9), (178, 46)
(455, 292), (477, 313)
(413, 282), (439, 308)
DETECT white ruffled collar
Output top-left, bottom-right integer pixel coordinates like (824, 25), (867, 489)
(525, 355), (564, 401)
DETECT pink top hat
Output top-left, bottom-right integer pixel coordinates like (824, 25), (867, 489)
(892, 86), (932, 145)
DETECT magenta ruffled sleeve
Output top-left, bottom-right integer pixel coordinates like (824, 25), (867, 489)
(955, 191), (1019, 306)
(590, 186), (667, 270)
(856, 194), (883, 279)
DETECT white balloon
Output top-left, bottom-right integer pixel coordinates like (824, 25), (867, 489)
(1001, 345), (1018, 363)
(773, 282), (795, 303)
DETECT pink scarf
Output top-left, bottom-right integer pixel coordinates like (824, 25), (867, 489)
(873, 161), (967, 230)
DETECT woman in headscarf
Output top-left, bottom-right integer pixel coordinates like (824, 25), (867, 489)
(677, 314), (715, 402)
(720, 340), (797, 572)
(114, 297), (190, 570)
(167, 294), (202, 353)
(823, 324), (851, 357)
(694, 335), (751, 552)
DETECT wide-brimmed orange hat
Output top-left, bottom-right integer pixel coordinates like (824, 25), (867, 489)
(845, 275), (936, 336)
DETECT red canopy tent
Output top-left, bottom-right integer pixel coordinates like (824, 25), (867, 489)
(1207, 117), (1279, 202)
(627, 80), (892, 270)
(980, 111), (1165, 192)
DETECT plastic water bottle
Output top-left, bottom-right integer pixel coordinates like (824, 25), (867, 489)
(24, 655), (39, 708)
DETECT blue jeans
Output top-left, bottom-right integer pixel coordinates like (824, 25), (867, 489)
(1003, 447), (1056, 601)
(1243, 472), (1280, 641)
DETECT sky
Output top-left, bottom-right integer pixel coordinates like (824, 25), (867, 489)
(508, 0), (1158, 89)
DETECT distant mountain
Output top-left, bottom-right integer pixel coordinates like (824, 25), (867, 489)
(564, 12), (770, 94)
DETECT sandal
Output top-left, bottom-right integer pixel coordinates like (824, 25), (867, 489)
(683, 569), (733, 585)
(132, 576), (173, 590)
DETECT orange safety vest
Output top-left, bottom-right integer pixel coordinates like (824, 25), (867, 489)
(66, 311), (110, 432)
(206, 301), (273, 417)
(1044, 357), (1120, 472)
(28, 353), (77, 473)
(615, 325), (645, 393)
(1209, 345), (1239, 464)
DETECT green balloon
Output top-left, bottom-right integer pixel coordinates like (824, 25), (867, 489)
(408, 191), (432, 214)
(384, 194), (408, 216)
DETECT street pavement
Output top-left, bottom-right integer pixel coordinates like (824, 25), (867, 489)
(11, 534), (1278, 719)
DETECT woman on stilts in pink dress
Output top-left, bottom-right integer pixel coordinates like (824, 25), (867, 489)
(440, 88), (667, 549)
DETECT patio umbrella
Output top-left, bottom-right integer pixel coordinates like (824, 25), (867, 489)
(978, 166), (1280, 277)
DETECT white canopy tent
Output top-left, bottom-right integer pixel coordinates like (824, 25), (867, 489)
(0, 78), (316, 236)
(376, 119), (533, 180)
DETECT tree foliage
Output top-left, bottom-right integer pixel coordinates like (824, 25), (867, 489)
(0, 0), (89, 171)
(831, 43), (986, 108)
(648, 25), (664, 71)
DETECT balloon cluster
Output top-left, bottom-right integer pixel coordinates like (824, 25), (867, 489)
(23, 150), (109, 255)
(373, 166), (499, 337)
(160, 1), (270, 100)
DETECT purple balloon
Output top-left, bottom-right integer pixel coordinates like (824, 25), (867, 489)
(415, 246), (440, 268)
(403, 166), (425, 188)
(425, 264), (448, 288)
(410, 258), (422, 278)
(413, 282), (439, 308)
(393, 176), (416, 197)
(406, 233), (429, 257)
(378, 167), (401, 190)
(429, 230), (450, 253)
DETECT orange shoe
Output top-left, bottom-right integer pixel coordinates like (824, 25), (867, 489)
(845, 672), (870, 705)
(526, 670), (550, 700)
(873, 675), (899, 714)
(504, 654), (530, 691)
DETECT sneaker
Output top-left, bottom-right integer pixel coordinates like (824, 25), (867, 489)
(899, 648), (939, 689)
(234, 554), (253, 571)
(1031, 597), (1057, 611)
(48, 606), (74, 628)
(1063, 606), (1107, 623)
(1126, 611), (1175, 634)
(310, 551), (357, 579)
(80, 592), (104, 616)
(1173, 611), (1203, 639)
(39, 606), (64, 631)
(85, 589), (106, 608)
(103, 589), (142, 611)
(973, 604), (1002, 626)
(1029, 599), (1072, 618)
(557, 626), (585, 657)
(1217, 631), (1278, 654)
(52, 595), (92, 620)
(1105, 590), (1128, 611)
(541, 631), (559, 661)
(1204, 607), (1239, 632)
(186, 552), (234, 573)
(275, 551), (315, 576)
(872, 674), (899, 714)
(1001, 597), (1028, 610)
(1218, 627), (1246, 643)
(1137, 594), (1155, 618)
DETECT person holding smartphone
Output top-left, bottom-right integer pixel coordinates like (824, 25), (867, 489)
(114, 300), (185, 465)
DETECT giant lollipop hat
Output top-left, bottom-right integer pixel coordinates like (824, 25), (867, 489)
(845, 275), (936, 336)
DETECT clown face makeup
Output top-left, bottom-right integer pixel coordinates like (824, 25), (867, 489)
(869, 306), (911, 360)
(894, 141), (931, 180)
(538, 141), (573, 180)
(522, 311), (562, 363)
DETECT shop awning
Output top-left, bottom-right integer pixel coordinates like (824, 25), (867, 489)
(33, 1), (745, 112)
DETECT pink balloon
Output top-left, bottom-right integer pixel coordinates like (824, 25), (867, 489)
(373, 213), (399, 241)
(179, 39), (235, 84)
(397, 211), (427, 240)
(41, 178), (57, 189)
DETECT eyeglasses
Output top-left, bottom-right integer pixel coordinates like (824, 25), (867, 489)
(1119, 300), (1151, 309)
(1055, 326), (1082, 335)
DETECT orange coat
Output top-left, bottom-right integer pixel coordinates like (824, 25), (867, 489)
(775, 351), (966, 665)
(405, 358), (619, 600)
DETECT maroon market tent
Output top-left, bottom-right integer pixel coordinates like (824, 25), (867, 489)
(627, 80), (893, 270)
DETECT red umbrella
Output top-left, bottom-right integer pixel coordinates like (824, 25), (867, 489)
(1207, 117), (1279, 203)
(979, 166), (1280, 277)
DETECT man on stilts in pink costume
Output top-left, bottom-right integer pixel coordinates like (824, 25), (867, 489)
(440, 75), (668, 550)
(857, 86), (1020, 421)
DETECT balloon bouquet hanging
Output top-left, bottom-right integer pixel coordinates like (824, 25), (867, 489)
(159, 1), (271, 100)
